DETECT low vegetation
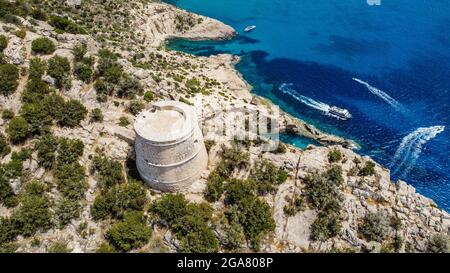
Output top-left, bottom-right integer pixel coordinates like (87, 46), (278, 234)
(359, 161), (376, 177)
(427, 234), (450, 253)
(91, 181), (147, 220)
(0, 63), (19, 96)
(31, 37), (55, 55)
(358, 212), (390, 243)
(151, 193), (219, 253)
(106, 211), (152, 252)
(328, 149), (343, 163)
(303, 165), (344, 241)
(251, 159), (288, 195)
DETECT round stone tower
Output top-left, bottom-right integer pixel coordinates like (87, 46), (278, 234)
(134, 101), (208, 192)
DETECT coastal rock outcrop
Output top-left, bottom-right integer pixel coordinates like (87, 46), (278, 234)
(132, 3), (236, 46)
(0, 1), (448, 254)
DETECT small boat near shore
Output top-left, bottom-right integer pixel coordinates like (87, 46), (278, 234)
(244, 25), (256, 32)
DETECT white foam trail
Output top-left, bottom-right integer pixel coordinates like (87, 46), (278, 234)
(279, 83), (330, 113)
(353, 78), (408, 113)
(390, 125), (445, 176)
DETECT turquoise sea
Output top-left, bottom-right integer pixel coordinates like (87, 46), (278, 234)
(165, 0), (450, 211)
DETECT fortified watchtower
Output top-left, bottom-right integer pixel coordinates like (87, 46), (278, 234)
(134, 101), (208, 192)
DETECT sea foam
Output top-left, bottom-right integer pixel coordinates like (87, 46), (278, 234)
(279, 83), (330, 113)
(390, 125), (445, 177)
(353, 78), (408, 114)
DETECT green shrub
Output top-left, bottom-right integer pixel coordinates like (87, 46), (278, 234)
(31, 37), (55, 55)
(29, 58), (47, 80)
(91, 181), (147, 220)
(127, 100), (144, 116)
(0, 242), (18, 253)
(151, 194), (218, 253)
(94, 79), (109, 102)
(11, 182), (53, 237)
(221, 218), (245, 250)
(90, 108), (104, 123)
(2, 109), (14, 120)
(359, 161), (376, 177)
(213, 144), (249, 179)
(0, 217), (18, 245)
(150, 193), (188, 225)
(55, 163), (87, 200)
(143, 91), (154, 102)
(104, 64), (124, 85)
(0, 168), (17, 208)
(310, 211), (342, 241)
(72, 44), (87, 62)
(117, 74), (143, 98)
(47, 55), (71, 89)
(23, 179), (47, 195)
(325, 165), (344, 186)
(42, 93), (65, 118)
(6, 116), (29, 143)
(272, 142), (287, 154)
(20, 102), (52, 135)
(328, 149), (343, 163)
(205, 174), (225, 202)
(36, 134), (58, 169)
(47, 241), (70, 253)
(358, 212), (389, 243)
(89, 195), (109, 220)
(0, 133), (11, 157)
(106, 211), (151, 252)
(56, 100), (87, 127)
(30, 8), (47, 21)
(15, 29), (26, 39)
(303, 171), (343, 211)
(179, 224), (219, 253)
(427, 234), (450, 253)
(22, 79), (51, 103)
(277, 169), (288, 184)
(56, 138), (84, 165)
(49, 16), (86, 34)
(15, 148), (31, 162)
(96, 243), (117, 253)
(0, 64), (19, 96)
(283, 194), (304, 217)
(236, 197), (275, 251)
(74, 62), (92, 83)
(118, 116), (130, 127)
(56, 198), (80, 228)
(2, 154), (23, 180)
(224, 179), (256, 205)
(97, 49), (119, 76)
(204, 140), (215, 153)
(91, 155), (125, 189)
(0, 34), (7, 51)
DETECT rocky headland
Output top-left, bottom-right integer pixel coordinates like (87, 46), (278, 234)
(0, 0), (448, 253)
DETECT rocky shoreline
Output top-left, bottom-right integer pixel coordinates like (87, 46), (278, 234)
(154, 2), (449, 252)
(0, 1), (448, 253)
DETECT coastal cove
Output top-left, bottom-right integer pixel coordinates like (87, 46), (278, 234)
(164, 0), (450, 211)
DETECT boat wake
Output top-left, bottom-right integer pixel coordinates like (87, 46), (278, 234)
(279, 83), (330, 113)
(353, 78), (408, 114)
(390, 125), (445, 177)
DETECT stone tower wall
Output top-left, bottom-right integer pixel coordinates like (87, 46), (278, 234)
(134, 101), (208, 192)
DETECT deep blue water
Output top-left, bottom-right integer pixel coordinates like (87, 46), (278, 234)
(164, 0), (450, 211)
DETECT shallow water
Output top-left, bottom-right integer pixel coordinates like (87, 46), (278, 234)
(165, 0), (450, 211)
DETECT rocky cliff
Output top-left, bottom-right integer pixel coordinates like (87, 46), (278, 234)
(0, 0), (448, 253)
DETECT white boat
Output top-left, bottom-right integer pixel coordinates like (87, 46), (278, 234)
(244, 25), (256, 32)
(328, 106), (352, 120)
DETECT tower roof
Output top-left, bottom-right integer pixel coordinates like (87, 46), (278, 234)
(134, 101), (196, 145)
